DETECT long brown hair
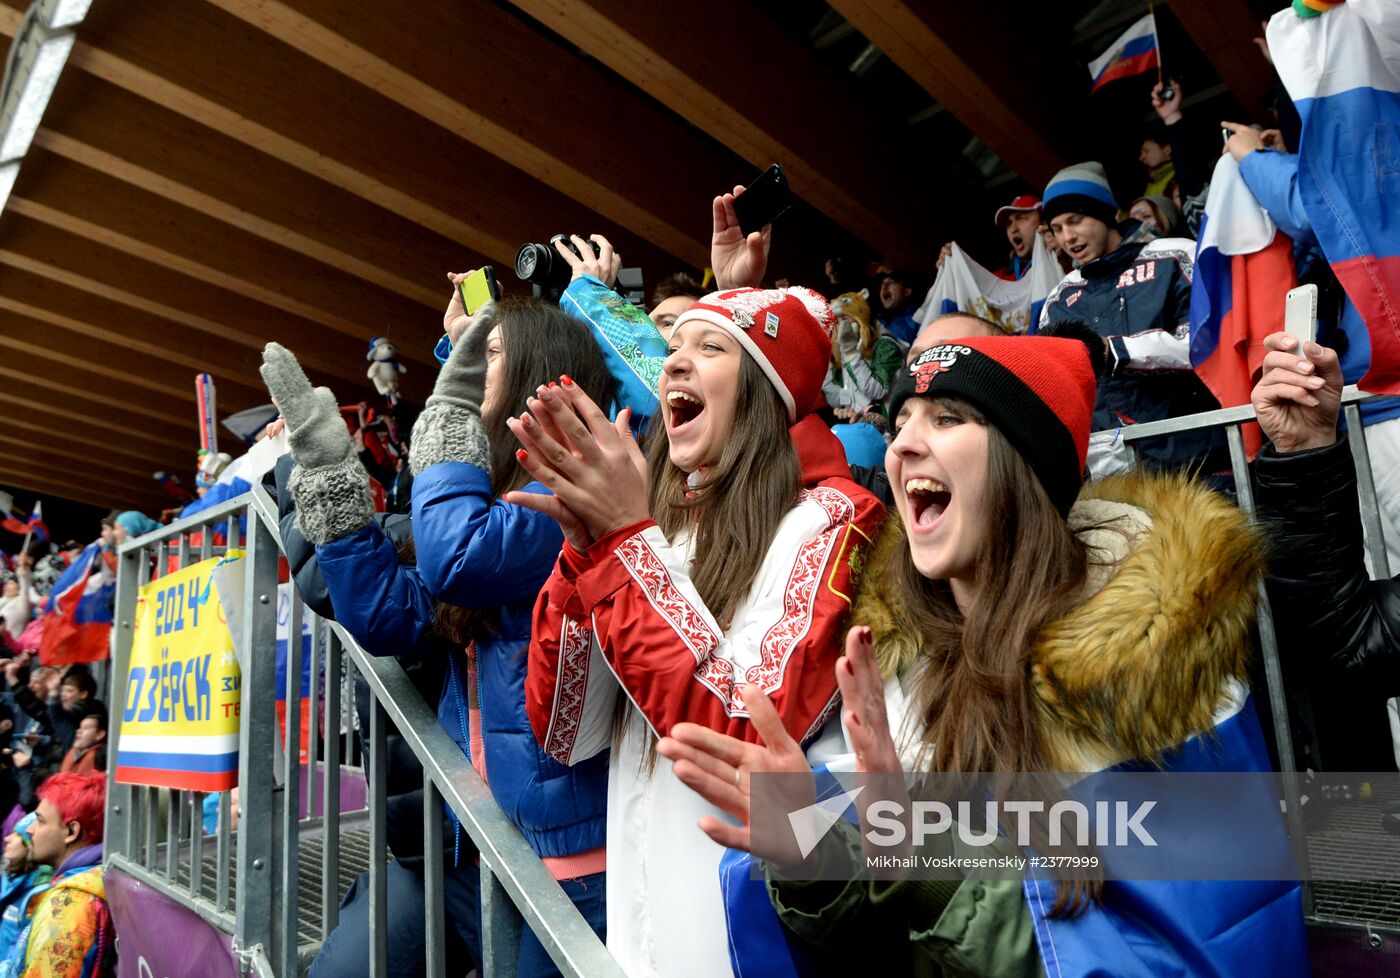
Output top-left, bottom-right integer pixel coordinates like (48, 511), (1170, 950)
(893, 398), (1105, 913)
(645, 351), (800, 630)
(481, 297), (617, 499)
(457, 297), (616, 642)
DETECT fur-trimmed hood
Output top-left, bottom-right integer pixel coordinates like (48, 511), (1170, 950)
(855, 471), (1265, 770)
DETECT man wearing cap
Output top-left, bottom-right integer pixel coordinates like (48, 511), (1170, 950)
(992, 195), (1046, 281)
(1035, 161), (1226, 475)
(938, 195), (1055, 283)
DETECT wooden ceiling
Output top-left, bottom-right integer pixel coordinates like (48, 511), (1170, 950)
(0, 0), (1272, 513)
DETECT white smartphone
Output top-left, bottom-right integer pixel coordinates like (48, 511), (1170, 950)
(1284, 284), (1318, 349)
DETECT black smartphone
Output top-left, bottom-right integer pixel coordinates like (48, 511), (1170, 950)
(732, 164), (795, 236)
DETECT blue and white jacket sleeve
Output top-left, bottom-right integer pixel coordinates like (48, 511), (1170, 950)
(317, 522), (437, 658)
(560, 275), (667, 419)
(1238, 149), (1312, 244)
(412, 462), (566, 608)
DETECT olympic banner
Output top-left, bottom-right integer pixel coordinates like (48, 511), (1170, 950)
(114, 553), (243, 792)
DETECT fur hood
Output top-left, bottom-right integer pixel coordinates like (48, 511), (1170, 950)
(854, 470), (1265, 770)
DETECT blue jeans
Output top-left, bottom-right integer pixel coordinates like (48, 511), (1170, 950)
(308, 855), (482, 978)
(517, 871), (606, 977)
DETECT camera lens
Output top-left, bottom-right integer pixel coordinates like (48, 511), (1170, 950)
(515, 243), (552, 283)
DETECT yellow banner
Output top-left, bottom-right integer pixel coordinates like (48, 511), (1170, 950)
(114, 552), (243, 791)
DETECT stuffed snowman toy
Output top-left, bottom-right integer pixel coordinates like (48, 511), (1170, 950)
(366, 337), (407, 402)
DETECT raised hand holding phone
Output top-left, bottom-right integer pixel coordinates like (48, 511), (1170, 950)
(713, 176), (778, 290)
(1251, 327), (1343, 455)
(458, 266), (501, 316)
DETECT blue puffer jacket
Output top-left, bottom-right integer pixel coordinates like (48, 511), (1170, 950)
(0, 866), (50, 964)
(319, 461), (608, 859)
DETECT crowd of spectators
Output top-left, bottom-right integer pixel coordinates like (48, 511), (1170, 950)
(0, 521), (118, 978)
(0, 9), (1395, 978)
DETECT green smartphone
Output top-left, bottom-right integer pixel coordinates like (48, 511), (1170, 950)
(458, 266), (501, 315)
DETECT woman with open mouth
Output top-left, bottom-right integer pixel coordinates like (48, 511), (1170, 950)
(657, 330), (1310, 977)
(505, 286), (885, 978)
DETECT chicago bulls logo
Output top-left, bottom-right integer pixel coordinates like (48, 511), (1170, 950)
(908, 345), (972, 394)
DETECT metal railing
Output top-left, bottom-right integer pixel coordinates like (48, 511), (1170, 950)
(106, 486), (625, 978)
(1107, 385), (1396, 936)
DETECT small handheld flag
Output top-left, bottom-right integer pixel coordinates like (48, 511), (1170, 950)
(1088, 12), (1161, 92)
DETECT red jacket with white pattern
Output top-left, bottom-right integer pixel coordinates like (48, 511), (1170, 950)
(526, 418), (885, 763)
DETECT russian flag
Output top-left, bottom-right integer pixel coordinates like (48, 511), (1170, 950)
(39, 541), (115, 665)
(1190, 154), (1297, 459)
(1269, 0), (1400, 394)
(1088, 13), (1160, 92)
(0, 501), (48, 542)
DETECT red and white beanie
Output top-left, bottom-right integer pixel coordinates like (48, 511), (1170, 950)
(671, 287), (835, 422)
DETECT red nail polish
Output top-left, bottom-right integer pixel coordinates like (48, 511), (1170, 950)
(560, 374), (574, 387)
(521, 414), (534, 428)
(516, 449), (528, 461)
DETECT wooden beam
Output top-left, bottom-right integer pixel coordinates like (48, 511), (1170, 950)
(1170, 0), (1273, 114)
(0, 330), (194, 408)
(502, 0), (955, 268)
(0, 339), (193, 425)
(0, 460), (168, 513)
(0, 223), (406, 402)
(207, 0), (734, 268)
(33, 128), (442, 308)
(43, 1), (684, 275)
(8, 154), (441, 357)
(823, 1), (1089, 187)
(0, 432), (160, 483)
(0, 413), (181, 471)
(0, 379), (190, 452)
(34, 77), (475, 319)
(0, 262), (271, 402)
(0, 364), (193, 429)
(0, 307), (203, 403)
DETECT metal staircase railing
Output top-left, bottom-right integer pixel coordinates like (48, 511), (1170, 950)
(106, 485), (625, 977)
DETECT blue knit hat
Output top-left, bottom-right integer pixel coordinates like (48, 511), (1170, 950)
(1041, 162), (1118, 227)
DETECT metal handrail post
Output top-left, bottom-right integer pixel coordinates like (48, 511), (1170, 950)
(368, 699), (388, 978)
(234, 509), (280, 961)
(1344, 402), (1393, 579)
(278, 587), (303, 978)
(1225, 425), (1313, 904)
(107, 540), (143, 863)
(321, 631), (342, 936)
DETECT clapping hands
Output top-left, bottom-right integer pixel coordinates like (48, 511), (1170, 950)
(503, 381), (648, 552)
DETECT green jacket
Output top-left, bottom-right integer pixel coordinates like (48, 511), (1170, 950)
(765, 820), (1040, 978)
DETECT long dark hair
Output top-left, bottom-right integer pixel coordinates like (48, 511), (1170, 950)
(459, 296), (616, 641)
(645, 352), (800, 630)
(893, 397), (1106, 913)
(482, 296), (616, 497)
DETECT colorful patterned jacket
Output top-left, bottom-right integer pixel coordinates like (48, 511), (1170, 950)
(10, 846), (113, 978)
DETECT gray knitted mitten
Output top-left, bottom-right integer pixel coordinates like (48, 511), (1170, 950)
(260, 343), (373, 545)
(409, 301), (495, 474)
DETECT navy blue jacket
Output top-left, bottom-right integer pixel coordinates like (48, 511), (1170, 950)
(1038, 238), (1228, 473)
(320, 461), (607, 859)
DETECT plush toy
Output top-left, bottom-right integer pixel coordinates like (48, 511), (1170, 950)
(366, 337), (407, 403)
(829, 290), (876, 365)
